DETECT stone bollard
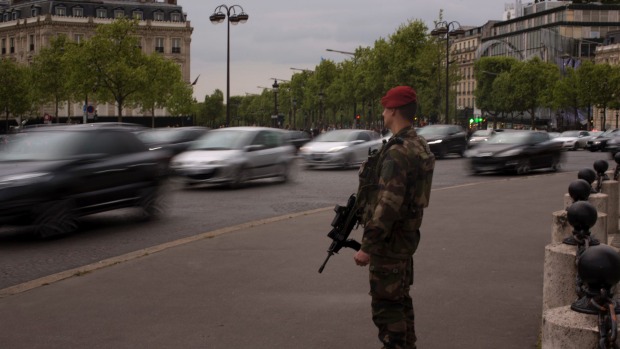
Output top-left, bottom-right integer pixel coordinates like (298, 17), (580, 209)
(542, 306), (599, 349)
(600, 180), (619, 240)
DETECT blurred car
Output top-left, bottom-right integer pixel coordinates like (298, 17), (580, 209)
(286, 130), (312, 150)
(137, 126), (209, 156)
(298, 129), (382, 168)
(586, 129), (619, 151)
(467, 129), (496, 148)
(170, 127), (296, 187)
(553, 130), (590, 150)
(603, 132), (620, 157)
(547, 132), (561, 139)
(465, 130), (564, 175)
(0, 124), (170, 238)
(417, 124), (468, 158)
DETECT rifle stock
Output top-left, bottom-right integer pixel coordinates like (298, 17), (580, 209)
(318, 193), (361, 273)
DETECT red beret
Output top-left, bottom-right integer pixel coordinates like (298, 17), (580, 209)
(380, 86), (417, 108)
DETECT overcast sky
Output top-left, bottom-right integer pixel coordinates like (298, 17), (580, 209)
(180, 0), (508, 101)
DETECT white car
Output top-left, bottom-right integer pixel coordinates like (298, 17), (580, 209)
(170, 127), (296, 188)
(299, 129), (383, 168)
(553, 130), (590, 150)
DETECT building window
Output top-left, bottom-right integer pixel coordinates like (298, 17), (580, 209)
(155, 37), (164, 53)
(12, 11), (19, 20)
(75, 34), (84, 44)
(2, 13), (7, 22)
(96, 8), (107, 18)
(73, 7), (84, 17)
(31, 8), (38, 17)
(29, 34), (35, 51)
(153, 11), (164, 21)
(1, 38), (5, 55)
(171, 12), (181, 22)
(10, 37), (15, 54)
(55, 6), (66, 16)
(114, 9), (125, 19)
(172, 38), (181, 54)
(133, 11), (143, 20)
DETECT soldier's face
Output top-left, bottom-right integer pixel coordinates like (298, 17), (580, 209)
(383, 107), (395, 129)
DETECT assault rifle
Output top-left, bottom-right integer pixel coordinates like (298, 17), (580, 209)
(318, 193), (361, 273)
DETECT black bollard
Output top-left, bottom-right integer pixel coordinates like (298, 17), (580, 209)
(564, 200), (600, 247)
(578, 168), (598, 194)
(614, 153), (620, 181)
(593, 160), (610, 193)
(571, 244), (620, 349)
(568, 179), (593, 203)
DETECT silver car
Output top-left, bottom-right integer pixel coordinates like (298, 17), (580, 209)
(170, 127), (296, 187)
(299, 129), (382, 168)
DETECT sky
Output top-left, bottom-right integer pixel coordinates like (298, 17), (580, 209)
(179, 0), (508, 101)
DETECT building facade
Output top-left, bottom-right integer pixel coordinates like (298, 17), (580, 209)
(452, 0), (620, 130)
(0, 0), (192, 119)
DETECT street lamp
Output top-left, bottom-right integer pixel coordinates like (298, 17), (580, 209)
(431, 21), (464, 125)
(272, 79), (279, 128)
(210, 4), (249, 127)
(326, 48), (355, 56)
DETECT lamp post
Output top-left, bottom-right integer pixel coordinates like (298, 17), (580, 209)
(431, 21), (464, 125)
(272, 79), (279, 128)
(209, 4), (249, 127)
(325, 48), (358, 125)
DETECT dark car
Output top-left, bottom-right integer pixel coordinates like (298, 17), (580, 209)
(286, 130), (312, 150)
(604, 132), (620, 157)
(0, 124), (170, 238)
(417, 124), (468, 158)
(586, 128), (619, 151)
(137, 126), (209, 156)
(465, 130), (564, 175)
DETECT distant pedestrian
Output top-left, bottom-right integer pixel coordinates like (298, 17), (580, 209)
(354, 86), (435, 349)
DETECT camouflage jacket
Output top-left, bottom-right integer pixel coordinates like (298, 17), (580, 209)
(360, 126), (435, 259)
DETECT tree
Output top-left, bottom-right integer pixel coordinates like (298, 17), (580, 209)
(79, 18), (148, 122)
(0, 59), (31, 132)
(200, 90), (224, 128)
(552, 66), (582, 130)
(474, 56), (518, 126)
(507, 57), (559, 128)
(135, 53), (192, 126)
(30, 35), (73, 123)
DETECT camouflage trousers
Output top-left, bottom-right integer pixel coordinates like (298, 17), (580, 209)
(369, 255), (415, 349)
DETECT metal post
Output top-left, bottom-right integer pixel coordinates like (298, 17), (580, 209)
(210, 5), (249, 128)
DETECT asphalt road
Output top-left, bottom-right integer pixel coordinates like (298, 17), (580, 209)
(0, 150), (612, 290)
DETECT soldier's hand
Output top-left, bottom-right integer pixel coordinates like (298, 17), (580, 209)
(354, 250), (370, 266)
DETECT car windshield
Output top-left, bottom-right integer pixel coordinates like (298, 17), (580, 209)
(313, 130), (360, 142)
(471, 129), (493, 137)
(138, 129), (185, 144)
(560, 131), (580, 137)
(417, 126), (451, 136)
(0, 131), (88, 161)
(487, 132), (531, 145)
(189, 130), (252, 150)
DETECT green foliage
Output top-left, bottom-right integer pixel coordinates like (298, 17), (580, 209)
(0, 59), (32, 130)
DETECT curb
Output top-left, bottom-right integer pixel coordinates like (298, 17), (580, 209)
(0, 206), (332, 298)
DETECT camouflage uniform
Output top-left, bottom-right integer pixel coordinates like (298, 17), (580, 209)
(357, 126), (435, 349)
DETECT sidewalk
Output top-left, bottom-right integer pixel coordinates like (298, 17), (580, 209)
(0, 171), (577, 349)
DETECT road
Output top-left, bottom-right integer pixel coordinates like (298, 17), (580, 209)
(0, 150), (612, 290)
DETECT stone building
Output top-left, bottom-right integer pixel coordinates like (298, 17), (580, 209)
(0, 0), (193, 119)
(452, 0), (620, 130)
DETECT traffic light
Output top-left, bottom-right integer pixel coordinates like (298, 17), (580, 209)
(355, 115), (360, 120)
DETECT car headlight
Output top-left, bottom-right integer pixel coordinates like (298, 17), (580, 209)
(0, 172), (52, 187)
(427, 140), (443, 145)
(328, 146), (348, 153)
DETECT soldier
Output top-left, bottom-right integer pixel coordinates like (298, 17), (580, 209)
(353, 86), (435, 349)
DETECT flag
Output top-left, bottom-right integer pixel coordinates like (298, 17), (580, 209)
(191, 75), (200, 86)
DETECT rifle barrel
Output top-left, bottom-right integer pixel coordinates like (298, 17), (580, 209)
(318, 252), (334, 273)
